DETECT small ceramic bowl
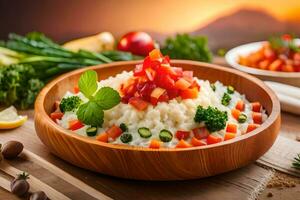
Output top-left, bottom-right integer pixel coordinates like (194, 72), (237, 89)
(225, 40), (300, 87)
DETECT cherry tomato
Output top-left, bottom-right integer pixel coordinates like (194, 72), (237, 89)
(117, 32), (155, 56)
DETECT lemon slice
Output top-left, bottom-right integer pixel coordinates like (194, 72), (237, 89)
(0, 106), (27, 129)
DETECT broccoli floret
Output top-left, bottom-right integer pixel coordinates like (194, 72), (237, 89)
(194, 106), (228, 132)
(59, 96), (82, 112)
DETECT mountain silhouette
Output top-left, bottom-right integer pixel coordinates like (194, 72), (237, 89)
(191, 8), (300, 51)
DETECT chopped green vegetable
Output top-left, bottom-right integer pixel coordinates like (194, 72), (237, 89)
(0, 32), (139, 109)
(292, 153), (300, 170)
(210, 83), (216, 92)
(138, 127), (152, 138)
(194, 106), (228, 132)
(227, 85), (235, 94)
(159, 129), (173, 142)
(86, 127), (97, 137)
(76, 70), (121, 127)
(269, 35), (300, 53)
(0, 64), (44, 109)
(120, 133), (133, 143)
(119, 123), (128, 132)
(217, 48), (227, 57)
(221, 93), (231, 106)
(161, 34), (212, 62)
(59, 96), (82, 112)
(238, 113), (247, 123)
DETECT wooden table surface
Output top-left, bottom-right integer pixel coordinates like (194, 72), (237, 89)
(0, 58), (299, 200)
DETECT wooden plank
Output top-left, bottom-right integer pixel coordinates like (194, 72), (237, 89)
(258, 135), (300, 177)
(0, 161), (71, 200)
(21, 149), (112, 200)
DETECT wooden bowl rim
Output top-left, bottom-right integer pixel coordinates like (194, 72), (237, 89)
(34, 60), (281, 152)
(225, 40), (300, 78)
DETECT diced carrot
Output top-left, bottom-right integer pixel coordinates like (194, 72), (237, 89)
(149, 139), (162, 149)
(191, 137), (207, 147)
(149, 49), (162, 60)
(176, 139), (192, 148)
(96, 132), (109, 143)
(106, 125), (123, 139)
(180, 87), (199, 99)
(251, 102), (261, 112)
(74, 85), (80, 94)
(50, 112), (63, 122)
(129, 97), (148, 111)
(68, 120), (84, 131)
(282, 65), (295, 72)
(175, 78), (191, 90)
(235, 100), (245, 111)
(175, 130), (190, 140)
(268, 59), (282, 71)
(252, 112), (263, 124)
(226, 123), (237, 133)
(246, 124), (260, 133)
(231, 109), (241, 120)
(207, 135), (222, 145)
(192, 127), (209, 140)
(224, 132), (236, 141)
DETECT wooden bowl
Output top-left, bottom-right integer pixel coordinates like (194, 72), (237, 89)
(225, 40), (300, 87)
(34, 60), (281, 180)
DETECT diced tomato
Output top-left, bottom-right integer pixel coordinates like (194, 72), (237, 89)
(155, 74), (175, 89)
(190, 80), (200, 90)
(281, 34), (292, 41)
(161, 55), (170, 64)
(176, 139), (192, 148)
(158, 92), (169, 102)
(167, 88), (179, 99)
(180, 87), (198, 99)
(133, 64), (145, 76)
(226, 123), (237, 133)
(252, 112), (263, 124)
(224, 132), (236, 141)
(235, 100), (245, 111)
(73, 85), (80, 94)
(175, 130), (190, 140)
(149, 139), (161, 149)
(207, 135), (222, 145)
(251, 102), (261, 112)
(50, 112), (63, 122)
(231, 109), (241, 120)
(175, 78), (191, 90)
(190, 137), (206, 147)
(96, 132), (109, 143)
(139, 82), (156, 101)
(246, 124), (260, 133)
(159, 64), (179, 80)
(129, 97), (148, 111)
(68, 120), (84, 131)
(149, 49), (163, 60)
(145, 68), (156, 81)
(192, 127), (209, 139)
(106, 125), (123, 139)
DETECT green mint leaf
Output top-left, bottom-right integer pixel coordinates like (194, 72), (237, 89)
(94, 87), (121, 110)
(78, 70), (98, 99)
(76, 101), (104, 127)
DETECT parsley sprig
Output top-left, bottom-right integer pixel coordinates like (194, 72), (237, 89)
(76, 70), (120, 127)
(292, 153), (300, 170)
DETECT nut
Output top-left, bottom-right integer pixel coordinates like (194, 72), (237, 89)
(2, 141), (23, 159)
(30, 191), (48, 200)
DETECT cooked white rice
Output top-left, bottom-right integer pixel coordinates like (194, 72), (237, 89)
(57, 71), (267, 148)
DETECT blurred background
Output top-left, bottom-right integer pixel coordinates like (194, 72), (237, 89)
(1, 0), (300, 51)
